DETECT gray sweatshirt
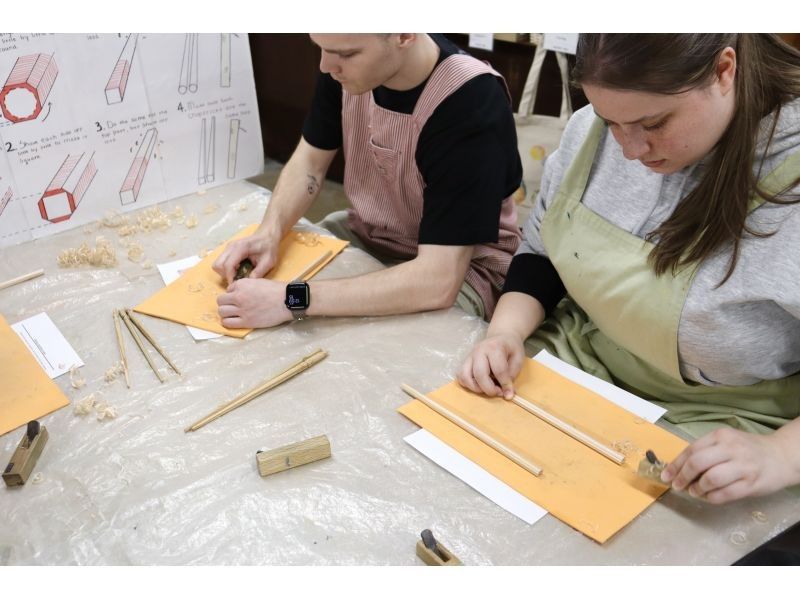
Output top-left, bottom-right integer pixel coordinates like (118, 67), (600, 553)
(520, 99), (800, 386)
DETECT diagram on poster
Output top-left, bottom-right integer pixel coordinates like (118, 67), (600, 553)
(39, 152), (97, 222)
(0, 33), (263, 248)
(1, 53), (58, 123)
(105, 33), (139, 104)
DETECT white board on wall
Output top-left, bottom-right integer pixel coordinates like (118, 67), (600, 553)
(0, 33), (264, 248)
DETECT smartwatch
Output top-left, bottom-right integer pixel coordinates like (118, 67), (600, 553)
(285, 281), (310, 321)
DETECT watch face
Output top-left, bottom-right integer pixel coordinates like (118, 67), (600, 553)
(285, 282), (310, 310)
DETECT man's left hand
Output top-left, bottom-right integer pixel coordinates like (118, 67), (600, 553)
(217, 278), (292, 329)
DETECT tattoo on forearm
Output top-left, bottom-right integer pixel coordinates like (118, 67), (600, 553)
(306, 175), (319, 196)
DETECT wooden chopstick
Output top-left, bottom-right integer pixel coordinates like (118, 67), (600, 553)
(112, 309), (130, 388)
(400, 384), (543, 476)
(512, 394), (625, 464)
(0, 269), (44, 291)
(119, 308), (166, 383)
(185, 348), (328, 432)
(125, 309), (181, 375)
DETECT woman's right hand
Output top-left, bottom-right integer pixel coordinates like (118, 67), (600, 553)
(457, 333), (525, 400)
(212, 233), (278, 284)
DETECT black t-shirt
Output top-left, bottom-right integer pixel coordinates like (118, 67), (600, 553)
(302, 34), (522, 246)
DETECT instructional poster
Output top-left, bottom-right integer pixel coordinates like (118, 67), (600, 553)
(0, 33), (263, 248)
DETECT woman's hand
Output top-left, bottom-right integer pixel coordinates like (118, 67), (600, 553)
(661, 427), (800, 504)
(457, 333), (525, 399)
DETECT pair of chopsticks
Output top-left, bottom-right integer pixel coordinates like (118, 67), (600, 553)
(400, 385), (626, 477)
(113, 308), (181, 387)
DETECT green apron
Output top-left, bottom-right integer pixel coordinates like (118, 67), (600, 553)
(527, 116), (800, 439)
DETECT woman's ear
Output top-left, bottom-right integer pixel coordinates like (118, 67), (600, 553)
(717, 46), (737, 95)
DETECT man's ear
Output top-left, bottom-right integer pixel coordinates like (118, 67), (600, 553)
(396, 33), (417, 49)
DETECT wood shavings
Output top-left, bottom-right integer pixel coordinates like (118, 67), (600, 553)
(187, 282), (205, 293)
(100, 211), (128, 228)
(185, 214), (198, 228)
(31, 472), (44, 484)
(170, 206), (185, 220)
(69, 365), (86, 389)
(203, 203), (219, 214)
(198, 248), (209, 258)
(127, 242), (145, 263)
(136, 206), (171, 232)
(141, 259), (154, 269)
(117, 225), (139, 237)
(168, 250), (177, 257)
(234, 200), (248, 211)
(57, 236), (117, 268)
(104, 362), (124, 382)
(611, 440), (638, 456)
(94, 400), (117, 420)
(74, 392), (116, 420)
(297, 232), (321, 247)
(74, 393), (99, 415)
(751, 511), (768, 524)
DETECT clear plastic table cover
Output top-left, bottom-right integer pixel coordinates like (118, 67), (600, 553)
(1, 180), (797, 565)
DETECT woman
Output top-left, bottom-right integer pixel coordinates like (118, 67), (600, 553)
(458, 34), (800, 504)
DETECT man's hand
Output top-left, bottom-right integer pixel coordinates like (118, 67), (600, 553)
(216, 278), (292, 329)
(212, 233), (278, 285)
(661, 427), (800, 504)
(456, 333), (525, 400)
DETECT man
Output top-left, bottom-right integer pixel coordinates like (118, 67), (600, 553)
(214, 33), (522, 328)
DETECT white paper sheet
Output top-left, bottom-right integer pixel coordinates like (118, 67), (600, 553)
(404, 429), (547, 525)
(11, 312), (83, 378)
(533, 349), (667, 423)
(156, 255), (221, 340)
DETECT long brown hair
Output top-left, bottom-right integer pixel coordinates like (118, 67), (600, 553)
(573, 34), (800, 283)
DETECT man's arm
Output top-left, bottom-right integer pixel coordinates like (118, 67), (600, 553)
(216, 243), (474, 329)
(213, 138), (337, 282)
(308, 243), (474, 317)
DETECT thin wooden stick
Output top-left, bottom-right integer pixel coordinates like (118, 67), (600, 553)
(512, 394), (625, 465)
(297, 250), (333, 281)
(0, 269), (44, 291)
(185, 348), (328, 432)
(119, 309), (166, 383)
(400, 384), (543, 476)
(125, 309), (181, 375)
(112, 310), (130, 388)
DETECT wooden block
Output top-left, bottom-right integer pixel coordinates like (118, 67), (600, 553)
(3, 425), (49, 487)
(416, 539), (462, 566)
(256, 434), (331, 477)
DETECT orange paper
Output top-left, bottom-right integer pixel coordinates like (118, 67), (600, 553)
(134, 225), (348, 338)
(0, 314), (70, 437)
(398, 359), (689, 543)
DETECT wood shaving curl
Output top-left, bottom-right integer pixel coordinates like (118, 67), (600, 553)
(94, 400), (117, 420)
(203, 203), (219, 214)
(74, 393), (99, 415)
(100, 211), (128, 228)
(127, 242), (144, 263)
(57, 236), (117, 268)
(104, 362), (124, 382)
(184, 214), (198, 228)
(69, 365), (86, 389)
